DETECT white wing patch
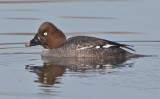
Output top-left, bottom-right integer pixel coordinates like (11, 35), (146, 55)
(76, 45), (93, 50)
(103, 44), (115, 48)
(95, 44), (115, 49)
(76, 44), (115, 50)
(95, 46), (100, 49)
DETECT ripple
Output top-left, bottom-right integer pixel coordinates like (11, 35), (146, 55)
(0, 42), (26, 45)
(0, 47), (25, 49)
(60, 16), (116, 19)
(117, 40), (160, 42)
(0, 0), (131, 4)
(0, 52), (41, 55)
(65, 31), (140, 35)
(0, 9), (39, 12)
(0, 1), (52, 4)
(0, 33), (35, 35)
(2, 18), (42, 20)
(0, 91), (36, 97)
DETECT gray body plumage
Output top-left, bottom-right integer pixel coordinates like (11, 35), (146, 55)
(42, 36), (136, 58)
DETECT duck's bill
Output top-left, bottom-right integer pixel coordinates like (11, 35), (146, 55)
(25, 34), (41, 47)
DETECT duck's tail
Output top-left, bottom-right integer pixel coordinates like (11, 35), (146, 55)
(126, 52), (155, 59)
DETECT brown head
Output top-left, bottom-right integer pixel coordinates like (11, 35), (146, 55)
(25, 22), (67, 49)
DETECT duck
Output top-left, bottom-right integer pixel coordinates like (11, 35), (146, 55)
(25, 22), (142, 58)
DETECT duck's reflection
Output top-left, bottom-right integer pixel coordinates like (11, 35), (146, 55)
(26, 63), (65, 85)
(26, 57), (134, 85)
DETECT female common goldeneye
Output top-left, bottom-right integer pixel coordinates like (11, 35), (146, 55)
(25, 22), (141, 58)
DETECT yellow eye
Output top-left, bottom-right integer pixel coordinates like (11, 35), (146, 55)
(43, 32), (47, 36)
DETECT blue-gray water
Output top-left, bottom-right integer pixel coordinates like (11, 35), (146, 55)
(0, 0), (160, 99)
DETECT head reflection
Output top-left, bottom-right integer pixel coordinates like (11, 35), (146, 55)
(26, 63), (65, 85)
(26, 57), (133, 85)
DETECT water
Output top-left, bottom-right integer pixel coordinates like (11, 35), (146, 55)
(0, 0), (160, 99)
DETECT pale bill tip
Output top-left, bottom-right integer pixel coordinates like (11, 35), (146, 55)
(25, 42), (31, 47)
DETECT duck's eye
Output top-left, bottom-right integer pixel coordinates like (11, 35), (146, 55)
(43, 32), (48, 36)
